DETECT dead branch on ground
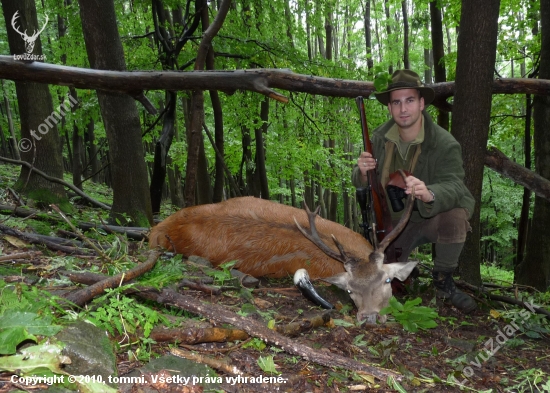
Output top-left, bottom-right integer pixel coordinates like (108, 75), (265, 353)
(178, 278), (222, 296)
(150, 327), (248, 344)
(456, 279), (550, 319)
(275, 312), (333, 337)
(64, 269), (402, 381)
(0, 224), (93, 255)
(0, 156), (111, 210)
(0, 251), (42, 262)
(63, 250), (161, 307)
(51, 204), (112, 262)
(169, 347), (245, 376)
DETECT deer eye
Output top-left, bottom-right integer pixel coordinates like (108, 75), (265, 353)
(385, 278), (391, 284)
(347, 289), (352, 294)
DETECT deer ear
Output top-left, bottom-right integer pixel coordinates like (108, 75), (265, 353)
(382, 262), (418, 281)
(322, 272), (352, 290)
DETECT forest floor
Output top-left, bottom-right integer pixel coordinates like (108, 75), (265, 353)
(0, 169), (549, 392)
(2, 228), (550, 393)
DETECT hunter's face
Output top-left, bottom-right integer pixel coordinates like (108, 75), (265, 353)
(387, 89), (424, 132)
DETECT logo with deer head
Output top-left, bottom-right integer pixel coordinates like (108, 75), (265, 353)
(11, 11), (48, 54)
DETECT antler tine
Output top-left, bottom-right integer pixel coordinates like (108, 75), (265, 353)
(34, 14), (49, 38)
(294, 202), (347, 264)
(379, 169), (414, 252)
(331, 234), (349, 260)
(11, 11), (25, 37)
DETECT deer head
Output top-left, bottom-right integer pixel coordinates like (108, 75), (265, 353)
(294, 175), (417, 323)
(11, 11), (48, 54)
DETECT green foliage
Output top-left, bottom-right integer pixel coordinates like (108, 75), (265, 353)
(373, 67), (393, 92)
(352, 333), (368, 347)
(380, 297), (439, 333)
(242, 337), (267, 351)
(0, 310), (62, 355)
(138, 254), (187, 288)
(508, 368), (550, 393)
(84, 287), (167, 339)
(480, 264), (514, 284)
(206, 260), (237, 286)
(257, 355), (280, 375)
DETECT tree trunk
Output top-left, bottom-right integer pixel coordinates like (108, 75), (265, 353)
(452, 0), (500, 286)
(72, 123), (83, 191)
(515, 94), (532, 268)
(384, 0), (393, 74)
(78, 0), (153, 226)
(85, 119), (100, 183)
(1, 0), (67, 205)
(516, 0), (550, 291)
(183, 0), (231, 206)
(1, 80), (19, 160)
(430, 0), (449, 130)
(255, 97), (270, 199)
(401, 0), (409, 70)
(150, 92), (177, 214)
(364, 0), (374, 71)
(240, 124), (254, 196)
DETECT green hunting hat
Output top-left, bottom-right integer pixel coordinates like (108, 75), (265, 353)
(374, 69), (435, 106)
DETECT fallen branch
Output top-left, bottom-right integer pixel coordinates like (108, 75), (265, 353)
(51, 204), (112, 262)
(63, 250), (162, 307)
(0, 156), (111, 210)
(178, 278), (222, 296)
(148, 288), (402, 381)
(0, 204), (59, 223)
(0, 251), (41, 262)
(169, 347), (245, 376)
(275, 312), (333, 337)
(485, 146), (550, 201)
(456, 279), (550, 319)
(0, 203), (148, 240)
(63, 272), (402, 381)
(59, 270), (109, 285)
(0, 224), (93, 255)
(7, 187), (25, 206)
(150, 327), (248, 344)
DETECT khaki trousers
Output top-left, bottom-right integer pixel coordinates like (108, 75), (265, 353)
(391, 208), (472, 272)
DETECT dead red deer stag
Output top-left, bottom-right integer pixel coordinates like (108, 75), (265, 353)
(149, 191), (416, 323)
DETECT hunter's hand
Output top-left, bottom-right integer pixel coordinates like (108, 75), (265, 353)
(357, 152), (377, 177)
(404, 176), (434, 203)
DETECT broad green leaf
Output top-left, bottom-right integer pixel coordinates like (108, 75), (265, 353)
(0, 343), (69, 374)
(0, 311), (62, 355)
(257, 356), (280, 375)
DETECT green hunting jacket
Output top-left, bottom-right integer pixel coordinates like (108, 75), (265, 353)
(352, 111), (475, 223)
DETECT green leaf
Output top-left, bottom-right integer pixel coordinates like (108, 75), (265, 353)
(0, 343), (68, 374)
(333, 319), (356, 327)
(0, 311), (62, 355)
(257, 356), (280, 375)
(242, 338), (266, 351)
(389, 297), (404, 311)
(0, 327), (36, 355)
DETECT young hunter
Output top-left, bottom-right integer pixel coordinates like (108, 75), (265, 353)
(352, 69), (477, 313)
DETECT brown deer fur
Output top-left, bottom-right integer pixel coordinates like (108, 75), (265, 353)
(149, 197), (372, 279)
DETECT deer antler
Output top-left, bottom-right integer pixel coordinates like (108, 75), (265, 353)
(11, 11), (26, 39)
(378, 169), (415, 252)
(31, 14), (49, 40)
(294, 202), (348, 264)
(11, 11), (48, 40)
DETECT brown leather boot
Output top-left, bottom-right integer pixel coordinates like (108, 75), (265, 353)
(432, 270), (477, 314)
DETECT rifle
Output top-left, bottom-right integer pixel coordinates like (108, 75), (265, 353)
(355, 96), (398, 262)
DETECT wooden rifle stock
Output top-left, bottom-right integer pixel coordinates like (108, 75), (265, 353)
(355, 96), (397, 261)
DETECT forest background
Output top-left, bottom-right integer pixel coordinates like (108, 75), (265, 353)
(0, 0), (548, 291)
